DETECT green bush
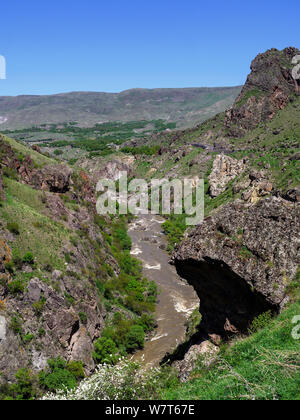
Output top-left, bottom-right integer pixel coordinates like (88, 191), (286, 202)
(12, 249), (23, 269)
(22, 252), (35, 265)
(79, 311), (87, 325)
(21, 333), (34, 344)
(39, 358), (77, 392)
(9, 316), (23, 335)
(4, 261), (14, 274)
(248, 310), (273, 334)
(7, 279), (25, 295)
(2, 167), (18, 180)
(126, 325), (145, 352)
(93, 337), (119, 365)
(7, 222), (20, 235)
(0, 368), (38, 400)
(32, 298), (46, 317)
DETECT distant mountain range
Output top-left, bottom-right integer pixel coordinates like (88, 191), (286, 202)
(0, 87), (241, 129)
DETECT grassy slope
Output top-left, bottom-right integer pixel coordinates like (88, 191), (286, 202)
(157, 97), (300, 400)
(1, 177), (68, 273)
(2, 135), (54, 167)
(162, 298), (300, 400)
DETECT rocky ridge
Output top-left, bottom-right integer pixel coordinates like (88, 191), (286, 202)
(225, 47), (300, 135)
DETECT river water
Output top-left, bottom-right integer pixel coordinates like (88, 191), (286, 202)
(128, 215), (199, 367)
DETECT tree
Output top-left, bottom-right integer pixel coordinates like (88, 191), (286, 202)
(93, 337), (119, 365)
(126, 325), (145, 352)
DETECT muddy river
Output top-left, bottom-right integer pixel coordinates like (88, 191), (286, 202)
(128, 215), (198, 367)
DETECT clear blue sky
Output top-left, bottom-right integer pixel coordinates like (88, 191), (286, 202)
(0, 0), (299, 96)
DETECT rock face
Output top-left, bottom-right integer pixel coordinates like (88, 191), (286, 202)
(78, 156), (134, 184)
(0, 138), (120, 382)
(0, 191), (109, 381)
(225, 47), (300, 135)
(208, 154), (245, 197)
(30, 164), (73, 193)
(0, 136), (72, 194)
(173, 341), (218, 382)
(172, 196), (299, 339)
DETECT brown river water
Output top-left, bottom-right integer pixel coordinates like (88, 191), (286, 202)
(128, 215), (198, 367)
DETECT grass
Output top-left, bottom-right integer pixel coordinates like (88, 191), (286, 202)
(235, 88), (265, 108)
(1, 177), (68, 272)
(161, 300), (300, 400)
(2, 135), (54, 167)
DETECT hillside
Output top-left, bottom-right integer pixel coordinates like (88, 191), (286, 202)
(0, 87), (241, 130)
(0, 47), (299, 401)
(0, 134), (158, 397)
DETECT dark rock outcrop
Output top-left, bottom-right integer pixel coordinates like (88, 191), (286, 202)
(172, 197), (299, 339)
(30, 164), (73, 193)
(225, 47), (300, 135)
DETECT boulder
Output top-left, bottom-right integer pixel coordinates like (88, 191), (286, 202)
(173, 341), (218, 382)
(208, 154), (245, 197)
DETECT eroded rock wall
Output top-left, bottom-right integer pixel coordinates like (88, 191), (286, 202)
(173, 196), (299, 338)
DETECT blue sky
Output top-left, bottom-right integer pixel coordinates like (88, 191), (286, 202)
(0, 0), (299, 95)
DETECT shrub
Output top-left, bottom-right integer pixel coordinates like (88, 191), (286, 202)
(7, 222), (20, 235)
(2, 368), (38, 400)
(38, 328), (45, 337)
(9, 316), (23, 335)
(248, 310), (273, 334)
(2, 167), (18, 180)
(21, 333), (34, 344)
(12, 249), (23, 269)
(79, 312), (87, 325)
(7, 279), (24, 295)
(137, 313), (156, 332)
(5, 261), (14, 274)
(93, 337), (119, 365)
(126, 325), (145, 352)
(39, 358), (77, 392)
(32, 298), (46, 317)
(42, 359), (179, 400)
(22, 252), (35, 265)
(66, 361), (85, 381)
(54, 149), (63, 156)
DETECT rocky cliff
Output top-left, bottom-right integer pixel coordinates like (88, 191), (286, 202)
(225, 47), (300, 135)
(173, 196), (299, 339)
(0, 136), (121, 382)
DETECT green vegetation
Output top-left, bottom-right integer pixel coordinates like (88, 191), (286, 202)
(236, 88), (265, 108)
(162, 214), (186, 252)
(92, 215), (157, 362)
(0, 357), (85, 400)
(121, 145), (160, 156)
(39, 358), (83, 392)
(40, 296), (300, 400)
(6, 222), (20, 235)
(4, 120), (177, 159)
(162, 300), (300, 400)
